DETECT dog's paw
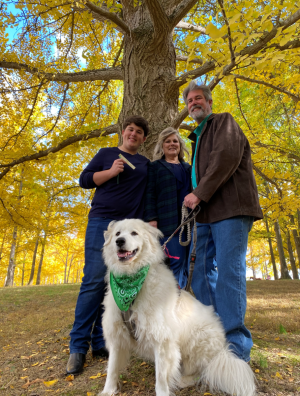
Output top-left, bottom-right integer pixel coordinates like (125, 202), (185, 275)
(98, 389), (119, 396)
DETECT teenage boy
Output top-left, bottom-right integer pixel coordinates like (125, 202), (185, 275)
(67, 116), (149, 374)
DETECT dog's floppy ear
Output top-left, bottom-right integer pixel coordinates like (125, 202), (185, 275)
(103, 220), (116, 246)
(144, 222), (164, 240)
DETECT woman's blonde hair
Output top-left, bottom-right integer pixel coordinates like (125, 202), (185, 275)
(153, 127), (190, 161)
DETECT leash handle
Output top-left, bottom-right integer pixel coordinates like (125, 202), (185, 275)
(162, 204), (200, 251)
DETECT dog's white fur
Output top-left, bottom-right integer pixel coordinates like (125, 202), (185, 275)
(100, 219), (256, 396)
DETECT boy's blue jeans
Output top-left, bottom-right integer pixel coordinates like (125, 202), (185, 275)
(189, 215), (254, 362)
(69, 217), (113, 354)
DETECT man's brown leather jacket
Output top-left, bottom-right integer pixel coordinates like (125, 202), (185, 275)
(188, 112), (263, 224)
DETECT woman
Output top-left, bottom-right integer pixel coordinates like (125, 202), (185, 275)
(144, 127), (191, 288)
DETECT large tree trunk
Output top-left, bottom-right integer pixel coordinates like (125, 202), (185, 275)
(286, 230), (299, 279)
(35, 232), (47, 285)
(67, 254), (74, 284)
(265, 217), (279, 280)
(274, 221), (291, 279)
(64, 239), (70, 284)
(290, 214), (300, 269)
(28, 236), (40, 285)
(5, 227), (18, 287)
(120, 6), (178, 157)
(5, 176), (23, 286)
(21, 251), (27, 286)
(0, 231), (6, 262)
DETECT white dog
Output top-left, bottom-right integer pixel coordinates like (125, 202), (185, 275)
(100, 219), (256, 396)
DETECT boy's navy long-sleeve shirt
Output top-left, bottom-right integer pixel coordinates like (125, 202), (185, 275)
(80, 147), (149, 220)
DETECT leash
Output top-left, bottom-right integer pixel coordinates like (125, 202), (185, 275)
(162, 204), (200, 293)
(161, 204), (200, 250)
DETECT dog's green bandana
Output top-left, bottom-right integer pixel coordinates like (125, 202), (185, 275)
(110, 265), (150, 312)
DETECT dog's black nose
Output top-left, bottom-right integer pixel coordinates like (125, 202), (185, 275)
(116, 237), (126, 247)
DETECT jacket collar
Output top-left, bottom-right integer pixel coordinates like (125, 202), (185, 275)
(187, 113), (215, 142)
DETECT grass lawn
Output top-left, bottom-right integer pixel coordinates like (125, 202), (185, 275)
(0, 281), (299, 395)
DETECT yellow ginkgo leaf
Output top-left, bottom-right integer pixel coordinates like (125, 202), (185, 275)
(255, 369), (259, 373)
(275, 372), (283, 379)
(89, 373), (101, 379)
(32, 362), (39, 366)
(206, 23), (224, 39)
(43, 379), (58, 387)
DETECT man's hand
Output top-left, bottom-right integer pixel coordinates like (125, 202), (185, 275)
(149, 221), (158, 228)
(109, 159), (125, 177)
(184, 193), (201, 209)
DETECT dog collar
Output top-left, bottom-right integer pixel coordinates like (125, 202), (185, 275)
(110, 265), (150, 312)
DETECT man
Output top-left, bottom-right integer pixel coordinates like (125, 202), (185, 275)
(67, 116), (149, 374)
(183, 81), (263, 363)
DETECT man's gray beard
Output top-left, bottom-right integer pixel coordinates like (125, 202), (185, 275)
(190, 108), (205, 122)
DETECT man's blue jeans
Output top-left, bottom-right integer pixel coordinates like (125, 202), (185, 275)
(189, 216), (254, 362)
(69, 217), (112, 354)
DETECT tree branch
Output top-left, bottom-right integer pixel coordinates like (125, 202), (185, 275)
(0, 62), (124, 82)
(0, 124), (119, 181)
(34, 83), (70, 146)
(171, 108), (189, 129)
(267, 39), (300, 51)
(1, 80), (45, 151)
(144, 0), (171, 34)
(64, 11), (75, 60)
(233, 78), (255, 137)
(231, 73), (300, 103)
(169, 0), (199, 28)
(240, 8), (300, 58)
(218, 0), (235, 62)
(85, 0), (130, 35)
(179, 122), (195, 132)
(175, 21), (206, 34)
(176, 55), (203, 64)
(252, 164), (283, 198)
(253, 141), (300, 163)
(170, 60), (215, 91)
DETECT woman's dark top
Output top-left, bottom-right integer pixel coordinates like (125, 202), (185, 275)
(169, 163), (191, 224)
(144, 158), (191, 236)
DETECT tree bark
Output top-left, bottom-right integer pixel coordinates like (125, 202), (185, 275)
(265, 217), (279, 280)
(290, 214), (300, 268)
(5, 176), (23, 286)
(28, 236), (40, 285)
(286, 230), (299, 279)
(64, 239), (70, 284)
(67, 254), (74, 284)
(274, 221), (291, 279)
(35, 232), (47, 285)
(119, 5), (180, 158)
(5, 227), (18, 287)
(0, 231), (6, 262)
(21, 251), (27, 286)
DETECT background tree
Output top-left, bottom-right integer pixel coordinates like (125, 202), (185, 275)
(1, 0), (300, 284)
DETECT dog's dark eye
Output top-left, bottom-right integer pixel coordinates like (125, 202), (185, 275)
(116, 232), (120, 236)
(131, 231), (138, 236)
